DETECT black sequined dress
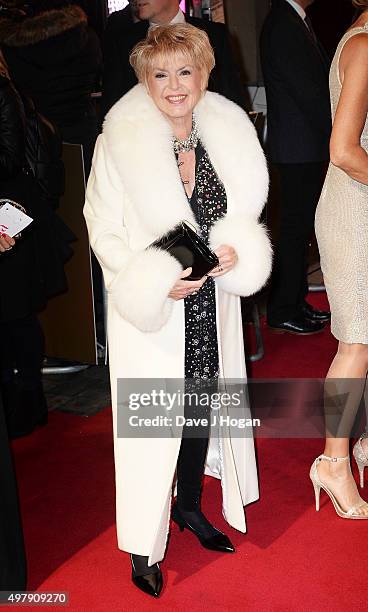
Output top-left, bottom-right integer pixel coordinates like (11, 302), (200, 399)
(184, 141), (227, 384)
(175, 141), (228, 510)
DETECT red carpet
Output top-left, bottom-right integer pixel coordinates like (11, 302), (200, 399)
(10, 293), (368, 610)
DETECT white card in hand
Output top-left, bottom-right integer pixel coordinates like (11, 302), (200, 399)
(0, 202), (33, 237)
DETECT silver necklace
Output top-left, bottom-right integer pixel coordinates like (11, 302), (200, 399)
(173, 117), (199, 154)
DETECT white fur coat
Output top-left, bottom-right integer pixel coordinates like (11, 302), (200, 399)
(83, 84), (271, 564)
(86, 84), (271, 332)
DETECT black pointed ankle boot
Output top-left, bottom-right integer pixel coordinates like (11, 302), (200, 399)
(171, 502), (235, 553)
(130, 554), (163, 598)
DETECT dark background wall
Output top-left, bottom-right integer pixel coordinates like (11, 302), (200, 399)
(309, 0), (356, 58)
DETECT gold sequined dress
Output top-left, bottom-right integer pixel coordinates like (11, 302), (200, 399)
(315, 23), (368, 344)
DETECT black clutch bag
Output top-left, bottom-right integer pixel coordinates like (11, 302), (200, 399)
(150, 221), (219, 281)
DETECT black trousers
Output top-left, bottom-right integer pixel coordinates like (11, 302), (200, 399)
(267, 162), (327, 324)
(176, 397), (211, 511)
(0, 393), (27, 590)
(0, 315), (44, 386)
(0, 315), (47, 429)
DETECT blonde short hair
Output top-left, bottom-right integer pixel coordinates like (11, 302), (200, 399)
(129, 23), (215, 88)
(352, 0), (368, 9)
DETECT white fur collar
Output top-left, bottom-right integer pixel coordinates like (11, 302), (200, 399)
(103, 84), (268, 238)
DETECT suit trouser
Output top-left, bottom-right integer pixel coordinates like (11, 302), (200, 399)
(0, 394), (27, 590)
(267, 162), (326, 324)
(0, 315), (47, 431)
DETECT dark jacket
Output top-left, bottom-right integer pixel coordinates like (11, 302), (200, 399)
(101, 15), (245, 118)
(0, 75), (72, 322)
(21, 96), (65, 205)
(105, 4), (135, 37)
(0, 5), (102, 130)
(0, 75), (24, 180)
(260, 0), (332, 164)
(102, 4), (135, 90)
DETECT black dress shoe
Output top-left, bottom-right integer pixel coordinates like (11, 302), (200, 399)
(268, 315), (326, 335)
(130, 554), (163, 598)
(172, 503), (235, 553)
(301, 301), (331, 322)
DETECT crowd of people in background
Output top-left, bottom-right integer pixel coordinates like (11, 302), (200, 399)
(1, 0), (368, 597)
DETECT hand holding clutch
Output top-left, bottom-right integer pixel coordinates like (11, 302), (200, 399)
(168, 267), (208, 301)
(207, 245), (238, 277)
(150, 221), (219, 281)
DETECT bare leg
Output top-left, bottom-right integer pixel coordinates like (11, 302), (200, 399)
(317, 342), (368, 516)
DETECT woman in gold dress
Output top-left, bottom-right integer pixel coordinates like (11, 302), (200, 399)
(312, 0), (368, 519)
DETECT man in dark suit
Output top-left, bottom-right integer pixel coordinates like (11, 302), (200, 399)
(104, 0), (140, 41)
(260, 0), (332, 335)
(101, 0), (245, 118)
(102, 1), (140, 78)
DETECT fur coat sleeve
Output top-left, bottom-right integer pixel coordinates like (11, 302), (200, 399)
(83, 134), (183, 332)
(209, 212), (272, 297)
(193, 94), (272, 297)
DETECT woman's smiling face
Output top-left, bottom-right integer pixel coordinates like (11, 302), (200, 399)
(146, 52), (204, 125)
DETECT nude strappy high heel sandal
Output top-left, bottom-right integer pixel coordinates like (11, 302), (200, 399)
(353, 433), (368, 489)
(310, 454), (368, 519)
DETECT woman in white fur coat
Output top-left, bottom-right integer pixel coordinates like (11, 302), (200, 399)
(84, 23), (271, 598)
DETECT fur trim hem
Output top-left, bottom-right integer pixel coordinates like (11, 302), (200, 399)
(209, 214), (272, 296)
(109, 248), (183, 332)
(0, 6), (87, 47)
